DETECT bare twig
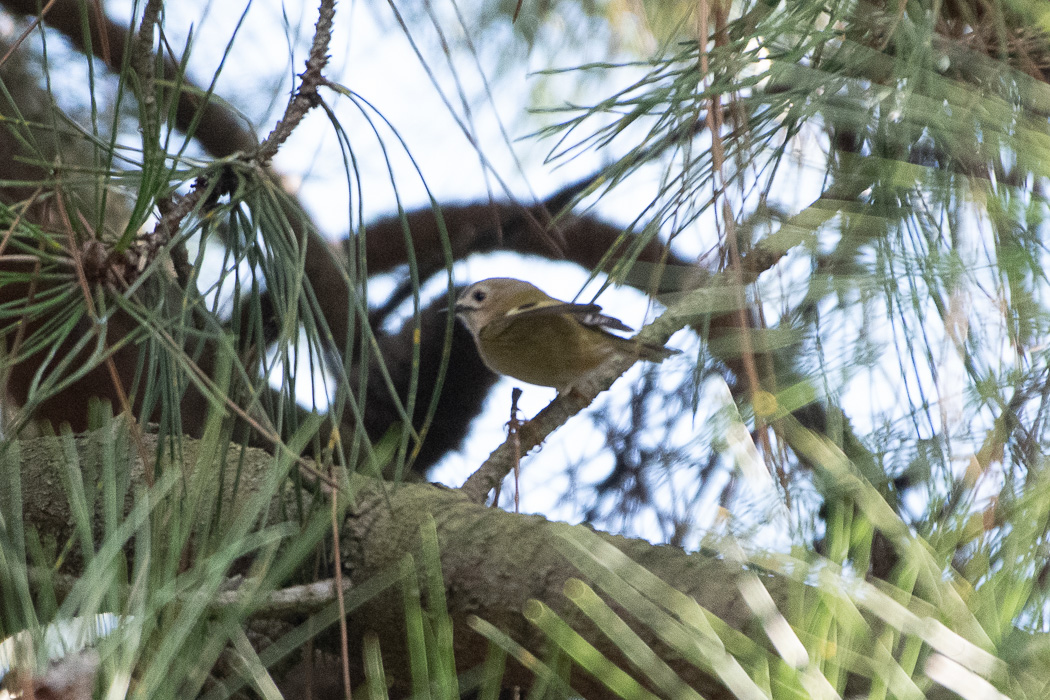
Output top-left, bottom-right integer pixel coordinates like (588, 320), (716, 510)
(210, 578), (355, 618)
(458, 234), (794, 505)
(255, 0), (337, 166)
(150, 0), (336, 251)
(131, 0), (163, 143)
(510, 387), (522, 513)
(491, 387), (524, 509)
(698, 0), (785, 496)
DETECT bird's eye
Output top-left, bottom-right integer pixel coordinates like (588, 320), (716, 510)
(472, 289), (487, 303)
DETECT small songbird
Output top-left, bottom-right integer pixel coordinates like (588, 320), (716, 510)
(454, 277), (677, 392)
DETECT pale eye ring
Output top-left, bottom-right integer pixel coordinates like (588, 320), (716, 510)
(472, 289), (487, 303)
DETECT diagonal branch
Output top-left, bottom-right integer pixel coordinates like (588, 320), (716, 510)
(458, 257), (775, 503)
(151, 0), (337, 249)
(255, 0), (336, 165)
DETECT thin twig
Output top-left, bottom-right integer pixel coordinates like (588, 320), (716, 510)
(699, 0), (787, 502)
(150, 0), (336, 250)
(89, 0), (111, 66)
(491, 388), (524, 508)
(458, 241), (788, 504)
(255, 0), (337, 166)
(131, 0), (163, 146)
(133, 0), (192, 258)
(510, 387), (522, 513)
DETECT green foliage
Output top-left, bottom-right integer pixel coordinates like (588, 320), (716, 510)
(0, 409), (350, 698)
(4, 0), (1050, 696)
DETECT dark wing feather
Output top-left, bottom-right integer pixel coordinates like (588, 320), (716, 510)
(572, 310), (634, 332)
(499, 301), (635, 332)
(487, 298), (678, 362)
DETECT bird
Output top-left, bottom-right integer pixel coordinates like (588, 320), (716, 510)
(454, 277), (677, 392)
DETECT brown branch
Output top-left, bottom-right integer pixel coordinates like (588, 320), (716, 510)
(13, 427), (792, 698)
(458, 230), (797, 504)
(131, 0), (163, 144)
(150, 0), (336, 251)
(459, 285), (702, 504)
(255, 0), (336, 166)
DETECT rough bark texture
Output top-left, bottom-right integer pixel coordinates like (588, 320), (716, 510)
(8, 428), (781, 698)
(344, 477), (771, 696)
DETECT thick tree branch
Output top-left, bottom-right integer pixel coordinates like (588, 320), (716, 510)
(11, 428), (785, 697)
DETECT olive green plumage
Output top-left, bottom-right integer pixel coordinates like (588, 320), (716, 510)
(454, 277), (677, 392)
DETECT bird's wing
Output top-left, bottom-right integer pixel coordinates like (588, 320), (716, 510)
(492, 300), (635, 333)
(571, 308), (634, 333)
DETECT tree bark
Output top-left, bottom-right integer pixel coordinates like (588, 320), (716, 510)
(8, 427), (782, 698)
